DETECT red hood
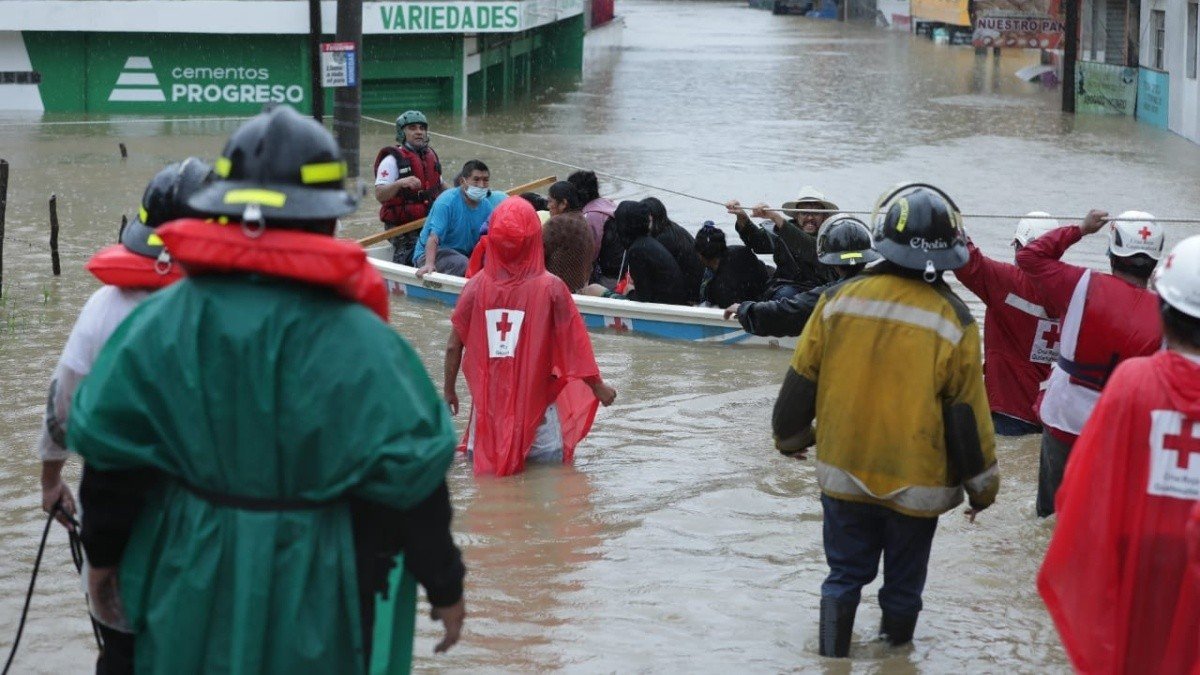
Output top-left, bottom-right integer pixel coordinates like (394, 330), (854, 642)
(1157, 350), (1200, 415)
(483, 196), (546, 283)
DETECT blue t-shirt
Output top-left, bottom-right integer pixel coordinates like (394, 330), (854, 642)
(413, 189), (506, 263)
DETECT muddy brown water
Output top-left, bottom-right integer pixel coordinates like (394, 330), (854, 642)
(3, 0), (1200, 671)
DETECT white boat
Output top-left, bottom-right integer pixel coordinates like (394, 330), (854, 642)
(366, 248), (796, 348)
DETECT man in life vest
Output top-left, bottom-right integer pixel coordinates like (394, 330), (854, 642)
(36, 157), (208, 673)
(443, 196), (617, 477)
(773, 183), (998, 658)
(726, 187), (840, 301)
(374, 110), (444, 265)
(953, 212), (1061, 436)
(70, 105), (465, 673)
(725, 214), (880, 337)
(1038, 234), (1200, 674)
(1016, 209), (1165, 517)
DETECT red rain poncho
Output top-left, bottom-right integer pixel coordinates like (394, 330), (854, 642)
(451, 197), (601, 476)
(1038, 350), (1200, 675)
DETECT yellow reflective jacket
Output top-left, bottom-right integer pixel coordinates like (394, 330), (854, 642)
(786, 271), (999, 518)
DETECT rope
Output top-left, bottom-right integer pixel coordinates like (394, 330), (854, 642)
(2, 502), (103, 675)
(361, 115), (1200, 225)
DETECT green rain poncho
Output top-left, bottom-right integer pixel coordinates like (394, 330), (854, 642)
(69, 275), (456, 673)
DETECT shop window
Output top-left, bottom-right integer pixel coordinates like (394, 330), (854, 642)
(1152, 10), (1166, 69)
(1189, 1), (1198, 79)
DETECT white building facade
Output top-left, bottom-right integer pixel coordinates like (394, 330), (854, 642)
(1141, 0), (1200, 142)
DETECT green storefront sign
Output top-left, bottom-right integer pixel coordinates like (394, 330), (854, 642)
(376, 2), (521, 32)
(25, 33), (308, 114)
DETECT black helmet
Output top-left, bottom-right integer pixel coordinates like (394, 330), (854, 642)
(871, 183), (968, 277)
(817, 214), (881, 267)
(121, 157), (212, 259)
(188, 105), (357, 221)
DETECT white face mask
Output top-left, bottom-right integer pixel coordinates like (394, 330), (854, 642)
(465, 185), (489, 202)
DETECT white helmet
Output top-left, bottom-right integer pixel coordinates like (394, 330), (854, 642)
(1109, 211), (1166, 260)
(1012, 211), (1059, 247)
(1155, 235), (1200, 318)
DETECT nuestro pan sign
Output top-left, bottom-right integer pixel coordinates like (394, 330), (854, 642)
(971, 0), (1064, 49)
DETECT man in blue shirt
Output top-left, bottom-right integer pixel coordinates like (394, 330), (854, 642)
(415, 160), (502, 277)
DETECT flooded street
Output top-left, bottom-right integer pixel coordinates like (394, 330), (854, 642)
(3, 0), (1200, 671)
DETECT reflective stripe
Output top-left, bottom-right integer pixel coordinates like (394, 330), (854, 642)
(1003, 292), (1048, 319)
(147, 233), (164, 246)
(815, 460), (964, 514)
(138, 206), (149, 224)
(839, 252), (864, 260)
(300, 160), (347, 185)
(214, 156), (232, 178)
(822, 295), (964, 344)
(965, 462), (999, 495)
(894, 197), (910, 232)
(223, 189), (287, 208)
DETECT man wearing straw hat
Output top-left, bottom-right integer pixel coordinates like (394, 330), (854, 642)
(725, 186), (839, 301)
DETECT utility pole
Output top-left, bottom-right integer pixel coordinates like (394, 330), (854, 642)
(308, 0), (324, 123)
(334, 0), (362, 177)
(1062, 0), (1079, 112)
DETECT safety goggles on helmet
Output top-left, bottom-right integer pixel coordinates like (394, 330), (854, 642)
(1109, 211), (1166, 260)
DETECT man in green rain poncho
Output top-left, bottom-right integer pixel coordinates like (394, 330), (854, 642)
(70, 105), (466, 674)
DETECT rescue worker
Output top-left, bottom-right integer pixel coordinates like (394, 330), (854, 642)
(444, 196), (617, 477)
(1038, 234), (1200, 674)
(773, 183), (998, 658)
(725, 214), (880, 337)
(37, 158), (209, 673)
(1016, 209), (1165, 517)
(952, 212), (1061, 436)
(726, 187), (839, 301)
(71, 105), (465, 673)
(374, 110), (444, 265)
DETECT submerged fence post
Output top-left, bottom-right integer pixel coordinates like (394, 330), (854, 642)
(49, 195), (61, 276)
(119, 142), (128, 159)
(0, 159), (7, 288)
(118, 214), (127, 242)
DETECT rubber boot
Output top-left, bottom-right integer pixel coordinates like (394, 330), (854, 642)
(879, 612), (918, 646)
(818, 597), (857, 657)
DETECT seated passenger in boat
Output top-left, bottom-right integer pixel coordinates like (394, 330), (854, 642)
(415, 159), (504, 278)
(580, 201), (690, 305)
(567, 170), (618, 285)
(643, 197), (705, 303)
(543, 182), (594, 292)
(694, 221), (771, 307)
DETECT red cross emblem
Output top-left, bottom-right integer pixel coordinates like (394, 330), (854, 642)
(1138, 226), (1153, 241)
(1041, 322), (1061, 350)
(1164, 421), (1200, 470)
(1166, 254), (1175, 269)
(495, 312), (514, 341)
(381, 170), (389, 178)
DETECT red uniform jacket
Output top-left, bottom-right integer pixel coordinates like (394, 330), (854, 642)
(451, 197), (601, 477)
(954, 241), (1058, 424)
(1039, 351), (1200, 674)
(1016, 226), (1162, 441)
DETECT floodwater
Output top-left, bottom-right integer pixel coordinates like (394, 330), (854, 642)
(3, 0), (1200, 671)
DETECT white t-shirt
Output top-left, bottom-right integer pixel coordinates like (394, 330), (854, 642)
(374, 154), (403, 186)
(37, 285), (150, 460)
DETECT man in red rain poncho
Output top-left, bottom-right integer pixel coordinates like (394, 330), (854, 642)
(444, 196), (617, 477)
(1038, 234), (1200, 675)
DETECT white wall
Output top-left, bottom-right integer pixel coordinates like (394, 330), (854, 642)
(0, 32), (44, 112)
(1142, 0), (1200, 142)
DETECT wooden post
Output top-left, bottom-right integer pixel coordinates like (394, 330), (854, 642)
(0, 159), (7, 288)
(309, 0), (325, 123)
(118, 214), (128, 242)
(49, 195), (61, 276)
(119, 142), (128, 159)
(1062, 0), (1079, 113)
(334, 0), (362, 177)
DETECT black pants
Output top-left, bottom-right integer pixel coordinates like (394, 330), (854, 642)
(1036, 429), (1075, 517)
(95, 624), (134, 675)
